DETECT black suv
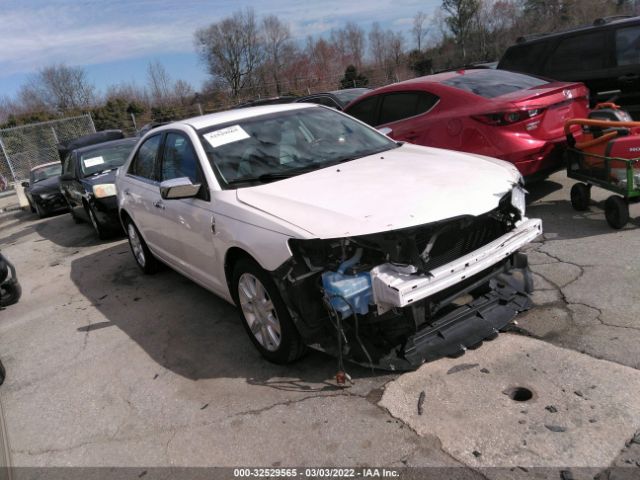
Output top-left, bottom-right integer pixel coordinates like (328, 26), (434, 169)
(498, 16), (640, 118)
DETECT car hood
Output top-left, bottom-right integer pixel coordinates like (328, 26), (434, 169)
(30, 175), (61, 193)
(235, 144), (521, 238)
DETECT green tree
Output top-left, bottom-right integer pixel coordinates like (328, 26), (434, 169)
(339, 65), (369, 89)
(441, 0), (480, 61)
(407, 50), (433, 76)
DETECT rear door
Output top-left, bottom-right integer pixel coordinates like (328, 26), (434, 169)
(613, 23), (640, 118)
(157, 131), (222, 291)
(376, 91), (439, 143)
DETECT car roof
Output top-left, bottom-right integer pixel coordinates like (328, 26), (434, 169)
(30, 161), (61, 172)
(174, 103), (315, 131)
(513, 15), (639, 45)
(74, 137), (137, 155)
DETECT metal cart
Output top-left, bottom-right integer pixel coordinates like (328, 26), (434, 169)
(565, 117), (640, 229)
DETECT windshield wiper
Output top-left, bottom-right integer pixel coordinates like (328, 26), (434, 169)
(226, 165), (320, 186)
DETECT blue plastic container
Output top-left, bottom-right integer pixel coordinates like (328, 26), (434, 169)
(321, 249), (372, 319)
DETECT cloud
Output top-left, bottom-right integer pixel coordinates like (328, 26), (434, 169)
(0, 0), (440, 78)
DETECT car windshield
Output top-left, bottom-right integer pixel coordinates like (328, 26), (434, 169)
(441, 69), (548, 98)
(79, 140), (136, 176)
(332, 88), (371, 104)
(31, 164), (61, 183)
(198, 107), (398, 187)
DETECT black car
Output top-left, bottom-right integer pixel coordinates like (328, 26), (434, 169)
(59, 137), (138, 239)
(498, 15), (640, 118)
(295, 88), (371, 110)
(21, 162), (68, 218)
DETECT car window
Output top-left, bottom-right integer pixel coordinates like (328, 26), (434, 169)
(129, 134), (161, 181)
(499, 42), (548, 74)
(62, 152), (75, 176)
(545, 32), (608, 76)
(161, 133), (200, 183)
(441, 70), (548, 98)
(378, 92), (439, 125)
(31, 164), (61, 183)
(346, 96), (379, 126)
(616, 25), (640, 66)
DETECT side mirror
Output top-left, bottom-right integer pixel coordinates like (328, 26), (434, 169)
(378, 127), (393, 136)
(60, 173), (74, 181)
(160, 177), (201, 200)
(21, 181), (29, 188)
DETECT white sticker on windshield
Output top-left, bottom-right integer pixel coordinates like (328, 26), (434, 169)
(203, 125), (250, 148)
(83, 156), (105, 168)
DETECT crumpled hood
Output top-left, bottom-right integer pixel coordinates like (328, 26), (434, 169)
(236, 144), (521, 238)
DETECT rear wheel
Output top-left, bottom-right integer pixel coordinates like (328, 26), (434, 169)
(125, 219), (159, 274)
(232, 258), (305, 364)
(604, 195), (629, 229)
(570, 183), (590, 211)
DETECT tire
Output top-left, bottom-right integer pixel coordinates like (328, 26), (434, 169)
(232, 257), (305, 364)
(125, 219), (160, 274)
(570, 183), (590, 211)
(34, 202), (47, 219)
(605, 195), (629, 229)
(69, 204), (82, 224)
(0, 280), (21, 307)
(86, 203), (108, 240)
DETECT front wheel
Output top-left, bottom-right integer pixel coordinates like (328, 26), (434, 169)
(604, 195), (629, 229)
(86, 204), (108, 239)
(232, 258), (305, 364)
(125, 219), (159, 274)
(34, 202), (47, 219)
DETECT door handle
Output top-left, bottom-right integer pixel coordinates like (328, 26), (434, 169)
(153, 200), (165, 210)
(124, 188), (131, 196)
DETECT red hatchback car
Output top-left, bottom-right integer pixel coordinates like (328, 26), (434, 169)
(344, 69), (589, 179)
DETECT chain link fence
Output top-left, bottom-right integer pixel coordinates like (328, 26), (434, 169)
(0, 114), (96, 185)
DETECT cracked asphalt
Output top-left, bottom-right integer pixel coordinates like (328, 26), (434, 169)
(0, 170), (639, 476)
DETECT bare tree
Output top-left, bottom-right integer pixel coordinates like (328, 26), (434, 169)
(412, 11), (429, 51)
(262, 15), (291, 95)
(22, 64), (95, 113)
(173, 79), (195, 105)
(195, 8), (263, 98)
(368, 22), (387, 70)
(146, 60), (173, 104)
(442, 0), (481, 61)
(331, 22), (365, 68)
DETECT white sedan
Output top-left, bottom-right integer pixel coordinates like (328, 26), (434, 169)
(116, 104), (541, 370)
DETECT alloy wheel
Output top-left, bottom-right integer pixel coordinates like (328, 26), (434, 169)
(127, 223), (146, 267)
(238, 273), (282, 352)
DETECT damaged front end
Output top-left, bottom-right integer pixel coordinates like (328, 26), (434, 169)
(273, 189), (542, 371)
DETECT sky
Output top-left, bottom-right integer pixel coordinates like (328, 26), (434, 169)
(0, 0), (441, 99)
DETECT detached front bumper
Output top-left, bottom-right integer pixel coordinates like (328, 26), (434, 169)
(370, 218), (542, 311)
